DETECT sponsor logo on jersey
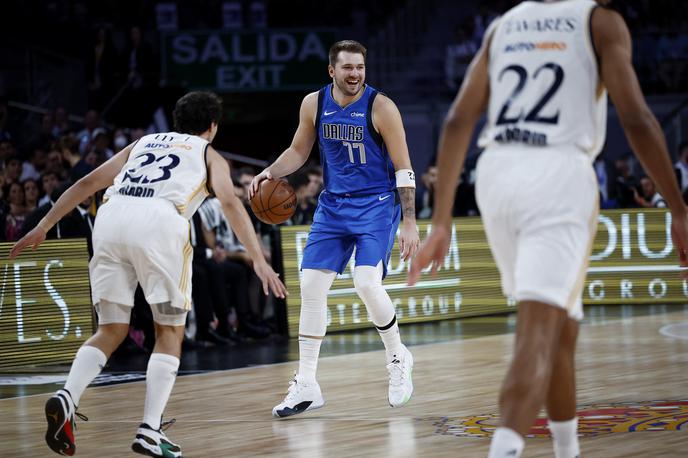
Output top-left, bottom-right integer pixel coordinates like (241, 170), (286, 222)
(322, 123), (364, 141)
(425, 400), (688, 438)
(350, 111), (365, 118)
(144, 142), (192, 150)
(504, 41), (567, 53)
(505, 17), (577, 35)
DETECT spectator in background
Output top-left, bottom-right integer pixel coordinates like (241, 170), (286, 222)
(113, 128), (129, 151)
(91, 128), (114, 164)
(237, 166), (270, 234)
(675, 141), (688, 193)
(0, 140), (16, 164)
(76, 109), (102, 154)
(32, 112), (59, 147)
(198, 195), (271, 339)
(190, 210), (236, 347)
(305, 165), (323, 194)
(417, 164), (437, 219)
(4, 156), (23, 185)
(20, 147), (47, 181)
(87, 26), (119, 111)
(287, 171), (317, 225)
(45, 148), (67, 180)
(4, 181), (27, 241)
(594, 156), (611, 206)
(635, 176), (667, 208)
(130, 127), (146, 142)
(23, 178), (40, 213)
(53, 107), (71, 138)
(39, 171), (59, 206)
(445, 24), (477, 90)
(60, 135), (93, 182)
(610, 155), (639, 208)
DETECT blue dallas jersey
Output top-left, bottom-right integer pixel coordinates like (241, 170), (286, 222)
(315, 84), (396, 195)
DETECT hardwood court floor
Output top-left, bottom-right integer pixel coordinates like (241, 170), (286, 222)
(2, 306), (687, 457)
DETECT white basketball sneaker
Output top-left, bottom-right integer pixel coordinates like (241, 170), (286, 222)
(387, 345), (413, 407)
(272, 376), (325, 418)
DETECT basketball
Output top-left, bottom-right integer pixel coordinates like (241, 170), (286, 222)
(250, 179), (297, 224)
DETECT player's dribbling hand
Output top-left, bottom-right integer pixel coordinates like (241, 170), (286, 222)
(248, 169), (274, 200)
(253, 260), (288, 298)
(9, 226), (47, 259)
(670, 209), (688, 278)
(398, 220), (420, 262)
(407, 223), (451, 286)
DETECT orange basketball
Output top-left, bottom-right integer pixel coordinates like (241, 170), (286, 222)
(250, 179), (297, 224)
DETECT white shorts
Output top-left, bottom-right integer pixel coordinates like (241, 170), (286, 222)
(89, 196), (193, 323)
(475, 145), (599, 320)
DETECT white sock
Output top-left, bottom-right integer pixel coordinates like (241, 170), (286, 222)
(377, 317), (404, 363)
(488, 427), (525, 458)
(63, 345), (107, 406)
(298, 336), (322, 384)
(142, 353), (180, 430)
(549, 418), (580, 458)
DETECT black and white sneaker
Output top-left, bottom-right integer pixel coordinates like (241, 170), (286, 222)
(131, 420), (182, 458)
(272, 376), (325, 418)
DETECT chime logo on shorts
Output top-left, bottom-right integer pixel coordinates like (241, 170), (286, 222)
(425, 400), (688, 438)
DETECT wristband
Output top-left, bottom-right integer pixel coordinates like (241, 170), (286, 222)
(395, 169), (416, 188)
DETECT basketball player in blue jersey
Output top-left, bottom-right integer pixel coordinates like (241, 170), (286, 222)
(409, 1), (688, 457)
(250, 40), (420, 417)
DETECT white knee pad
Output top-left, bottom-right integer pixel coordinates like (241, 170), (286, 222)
(353, 262), (395, 327)
(95, 300), (133, 324)
(299, 269), (336, 336)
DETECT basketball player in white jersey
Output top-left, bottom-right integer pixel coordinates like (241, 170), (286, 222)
(409, 1), (688, 457)
(10, 92), (287, 457)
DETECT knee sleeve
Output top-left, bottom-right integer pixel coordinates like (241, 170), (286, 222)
(95, 300), (133, 324)
(150, 302), (188, 327)
(299, 269), (336, 336)
(353, 262), (395, 327)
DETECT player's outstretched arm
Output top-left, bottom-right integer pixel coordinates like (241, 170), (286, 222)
(9, 144), (134, 259)
(208, 147), (288, 297)
(248, 92), (318, 199)
(593, 7), (688, 267)
(408, 28), (490, 285)
(374, 94), (419, 261)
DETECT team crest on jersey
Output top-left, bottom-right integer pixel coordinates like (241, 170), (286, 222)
(424, 400), (688, 438)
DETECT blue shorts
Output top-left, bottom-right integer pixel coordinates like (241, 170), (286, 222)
(301, 191), (401, 279)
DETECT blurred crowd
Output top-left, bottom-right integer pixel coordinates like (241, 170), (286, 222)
(0, 92), (325, 351)
(445, 0), (688, 93)
(416, 142), (688, 220)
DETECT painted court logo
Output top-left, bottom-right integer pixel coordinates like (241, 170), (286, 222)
(426, 400), (688, 438)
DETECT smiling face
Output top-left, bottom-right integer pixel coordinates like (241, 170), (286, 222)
(329, 51), (366, 98)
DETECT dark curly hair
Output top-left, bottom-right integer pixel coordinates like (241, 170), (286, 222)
(173, 91), (223, 135)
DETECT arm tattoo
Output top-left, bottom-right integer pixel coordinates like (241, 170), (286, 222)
(398, 187), (416, 221)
